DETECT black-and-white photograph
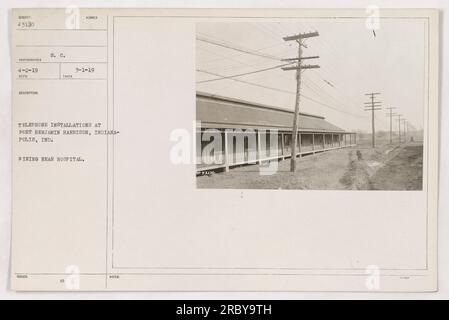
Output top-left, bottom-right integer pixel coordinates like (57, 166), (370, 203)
(195, 19), (426, 190)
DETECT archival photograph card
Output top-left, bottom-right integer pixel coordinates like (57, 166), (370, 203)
(10, 8), (439, 292)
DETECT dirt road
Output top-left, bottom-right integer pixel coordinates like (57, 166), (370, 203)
(364, 144), (423, 190)
(196, 143), (423, 190)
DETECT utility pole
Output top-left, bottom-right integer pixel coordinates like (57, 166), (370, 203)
(364, 92), (382, 148)
(281, 31), (320, 172)
(405, 120), (408, 143)
(393, 114), (402, 144)
(385, 107), (396, 144)
(402, 119), (407, 144)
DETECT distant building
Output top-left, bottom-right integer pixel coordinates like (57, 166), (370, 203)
(196, 92), (356, 172)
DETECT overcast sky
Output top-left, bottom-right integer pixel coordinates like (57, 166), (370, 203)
(196, 18), (427, 133)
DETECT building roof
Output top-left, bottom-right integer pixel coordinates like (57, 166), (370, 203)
(196, 92), (350, 133)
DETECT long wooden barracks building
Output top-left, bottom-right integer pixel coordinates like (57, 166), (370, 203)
(196, 92), (357, 172)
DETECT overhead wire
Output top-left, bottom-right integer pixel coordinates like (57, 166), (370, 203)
(196, 24), (376, 120)
(196, 62), (294, 84)
(197, 69), (368, 118)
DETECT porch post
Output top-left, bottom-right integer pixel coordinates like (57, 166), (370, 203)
(281, 132), (285, 159)
(224, 130), (229, 172)
(312, 133), (315, 153)
(257, 130), (262, 164)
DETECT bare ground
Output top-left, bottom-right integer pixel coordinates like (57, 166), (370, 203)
(196, 142), (423, 190)
(364, 144), (423, 190)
